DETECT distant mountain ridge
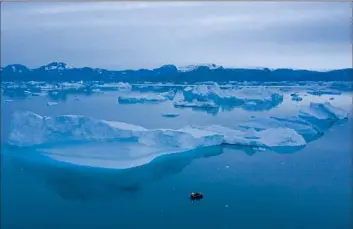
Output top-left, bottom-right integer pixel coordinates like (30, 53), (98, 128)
(0, 62), (352, 82)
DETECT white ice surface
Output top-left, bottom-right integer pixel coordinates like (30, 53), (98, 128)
(299, 102), (349, 121)
(47, 102), (59, 106)
(118, 93), (168, 103)
(177, 83), (283, 110)
(8, 101), (348, 169)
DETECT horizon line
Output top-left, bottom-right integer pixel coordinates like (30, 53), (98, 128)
(1, 61), (352, 72)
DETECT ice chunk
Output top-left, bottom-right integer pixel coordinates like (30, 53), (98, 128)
(8, 112), (224, 150)
(8, 111), (146, 147)
(11, 108), (346, 169)
(47, 102), (59, 106)
(307, 90), (342, 96)
(174, 99), (219, 109)
(298, 102), (349, 132)
(92, 88), (101, 93)
(203, 125), (306, 148)
(159, 90), (176, 100)
(180, 84), (283, 111)
(173, 91), (219, 109)
(116, 82), (132, 91)
(162, 113), (180, 118)
(9, 111), (309, 150)
(139, 127), (224, 149)
(118, 93), (168, 104)
(240, 116), (321, 142)
(299, 102), (348, 121)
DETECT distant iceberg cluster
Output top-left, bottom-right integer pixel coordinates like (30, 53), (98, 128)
(118, 93), (168, 103)
(7, 101), (349, 169)
(114, 83), (284, 112)
(173, 83), (283, 111)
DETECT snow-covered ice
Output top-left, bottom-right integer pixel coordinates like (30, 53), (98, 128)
(239, 102), (348, 142)
(307, 90), (342, 96)
(174, 83), (283, 111)
(174, 99), (219, 109)
(116, 82), (132, 91)
(4, 81), (350, 170)
(47, 102), (59, 106)
(118, 93), (168, 103)
(299, 102), (349, 122)
(203, 125), (306, 148)
(177, 64), (222, 72)
(8, 111), (318, 150)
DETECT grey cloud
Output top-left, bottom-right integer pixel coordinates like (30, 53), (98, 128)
(1, 2), (351, 70)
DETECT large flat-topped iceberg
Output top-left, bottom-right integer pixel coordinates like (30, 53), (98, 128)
(299, 102), (350, 131)
(203, 125), (306, 148)
(240, 102), (348, 141)
(300, 102), (349, 121)
(117, 93), (168, 104)
(240, 116), (321, 142)
(307, 90), (342, 96)
(177, 83), (283, 111)
(7, 101), (348, 169)
(8, 111), (312, 150)
(8, 111), (146, 147)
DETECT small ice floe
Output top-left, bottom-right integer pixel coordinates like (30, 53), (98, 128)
(162, 113), (180, 118)
(47, 102), (59, 107)
(92, 88), (101, 93)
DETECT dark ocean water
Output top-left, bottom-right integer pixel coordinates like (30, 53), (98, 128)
(1, 87), (352, 229)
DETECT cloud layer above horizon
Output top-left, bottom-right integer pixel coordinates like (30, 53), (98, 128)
(1, 2), (352, 70)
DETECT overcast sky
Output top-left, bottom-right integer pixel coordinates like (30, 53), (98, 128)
(1, 2), (352, 70)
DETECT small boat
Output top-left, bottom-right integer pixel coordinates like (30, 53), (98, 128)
(190, 192), (203, 200)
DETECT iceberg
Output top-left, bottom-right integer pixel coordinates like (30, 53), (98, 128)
(8, 111), (146, 147)
(8, 111), (309, 151)
(240, 116), (321, 142)
(307, 90), (342, 96)
(8, 111), (223, 149)
(116, 82), (132, 91)
(91, 88), (102, 93)
(8, 103), (347, 169)
(240, 102), (348, 142)
(299, 102), (349, 121)
(174, 100), (219, 109)
(173, 91), (219, 109)
(159, 90), (176, 100)
(203, 125), (306, 148)
(138, 127), (224, 149)
(117, 93), (168, 104)
(178, 83), (283, 111)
